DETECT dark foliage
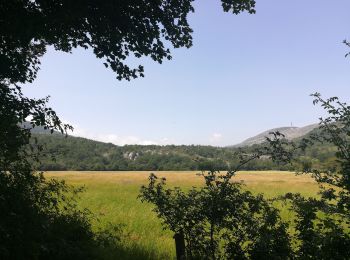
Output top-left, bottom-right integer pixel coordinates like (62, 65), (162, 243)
(140, 170), (292, 259)
(139, 94), (350, 259)
(0, 85), (123, 259)
(0, 1), (262, 258)
(0, 0), (256, 83)
(344, 40), (350, 58)
(265, 94), (350, 259)
(3, 1), (349, 258)
(0, 1), (261, 258)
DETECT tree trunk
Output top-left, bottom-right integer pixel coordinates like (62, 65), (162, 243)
(174, 232), (185, 260)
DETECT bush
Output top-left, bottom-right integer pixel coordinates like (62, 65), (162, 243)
(140, 170), (292, 259)
(0, 84), (121, 259)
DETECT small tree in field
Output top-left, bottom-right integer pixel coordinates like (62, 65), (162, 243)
(140, 168), (291, 259)
(140, 93), (350, 259)
(264, 93), (350, 259)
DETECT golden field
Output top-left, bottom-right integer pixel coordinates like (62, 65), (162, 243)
(45, 171), (320, 259)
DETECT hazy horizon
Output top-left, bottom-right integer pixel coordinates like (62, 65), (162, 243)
(60, 121), (317, 147)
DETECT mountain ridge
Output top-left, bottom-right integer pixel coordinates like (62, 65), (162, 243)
(234, 123), (318, 147)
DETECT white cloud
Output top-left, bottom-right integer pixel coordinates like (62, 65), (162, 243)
(94, 134), (159, 146)
(210, 133), (222, 143)
(65, 121), (173, 146)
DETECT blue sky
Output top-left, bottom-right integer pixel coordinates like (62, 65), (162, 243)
(23, 0), (350, 146)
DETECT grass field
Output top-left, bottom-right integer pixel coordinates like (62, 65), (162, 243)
(45, 171), (320, 259)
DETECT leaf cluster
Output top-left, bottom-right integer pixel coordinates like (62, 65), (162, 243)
(140, 170), (291, 259)
(265, 94), (350, 258)
(0, 84), (121, 259)
(0, 0), (256, 83)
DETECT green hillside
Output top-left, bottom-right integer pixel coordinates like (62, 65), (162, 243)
(32, 130), (337, 171)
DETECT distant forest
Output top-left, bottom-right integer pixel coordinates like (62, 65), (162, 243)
(33, 132), (338, 172)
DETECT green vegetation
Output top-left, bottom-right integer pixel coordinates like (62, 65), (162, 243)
(0, 84), (123, 259)
(1, 0), (256, 83)
(31, 94), (350, 259)
(140, 170), (292, 259)
(46, 171), (320, 259)
(33, 130), (337, 172)
(2, 1), (349, 258)
(266, 94), (350, 259)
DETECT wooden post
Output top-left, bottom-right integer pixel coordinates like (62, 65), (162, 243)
(174, 232), (185, 260)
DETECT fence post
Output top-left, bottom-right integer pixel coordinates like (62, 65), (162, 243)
(174, 231), (185, 260)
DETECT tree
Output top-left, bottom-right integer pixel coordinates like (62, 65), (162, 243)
(0, 1), (258, 258)
(140, 93), (350, 259)
(4, 1), (347, 258)
(263, 93), (350, 259)
(0, 0), (256, 84)
(0, 84), (124, 259)
(140, 169), (291, 259)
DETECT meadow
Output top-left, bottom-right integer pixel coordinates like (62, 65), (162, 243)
(45, 171), (320, 259)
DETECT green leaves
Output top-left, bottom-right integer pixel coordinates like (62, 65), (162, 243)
(0, 0), (257, 83)
(221, 0), (256, 14)
(0, 82), (124, 259)
(140, 170), (291, 258)
(266, 94), (350, 258)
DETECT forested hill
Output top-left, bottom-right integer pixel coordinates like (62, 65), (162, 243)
(33, 133), (236, 171)
(33, 131), (337, 171)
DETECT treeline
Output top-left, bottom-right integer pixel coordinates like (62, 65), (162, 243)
(32, 133), (338, 171)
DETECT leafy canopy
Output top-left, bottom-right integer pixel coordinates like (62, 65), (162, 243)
(0, 1), (259, 258)
(0, 0), (256, 83)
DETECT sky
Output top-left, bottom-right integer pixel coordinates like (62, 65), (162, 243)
(23, 0), (350, 146)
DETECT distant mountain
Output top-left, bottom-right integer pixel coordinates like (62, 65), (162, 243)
(235, 124), (318, 147)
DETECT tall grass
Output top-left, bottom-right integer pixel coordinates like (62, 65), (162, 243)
(45, 171), (319, 259)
